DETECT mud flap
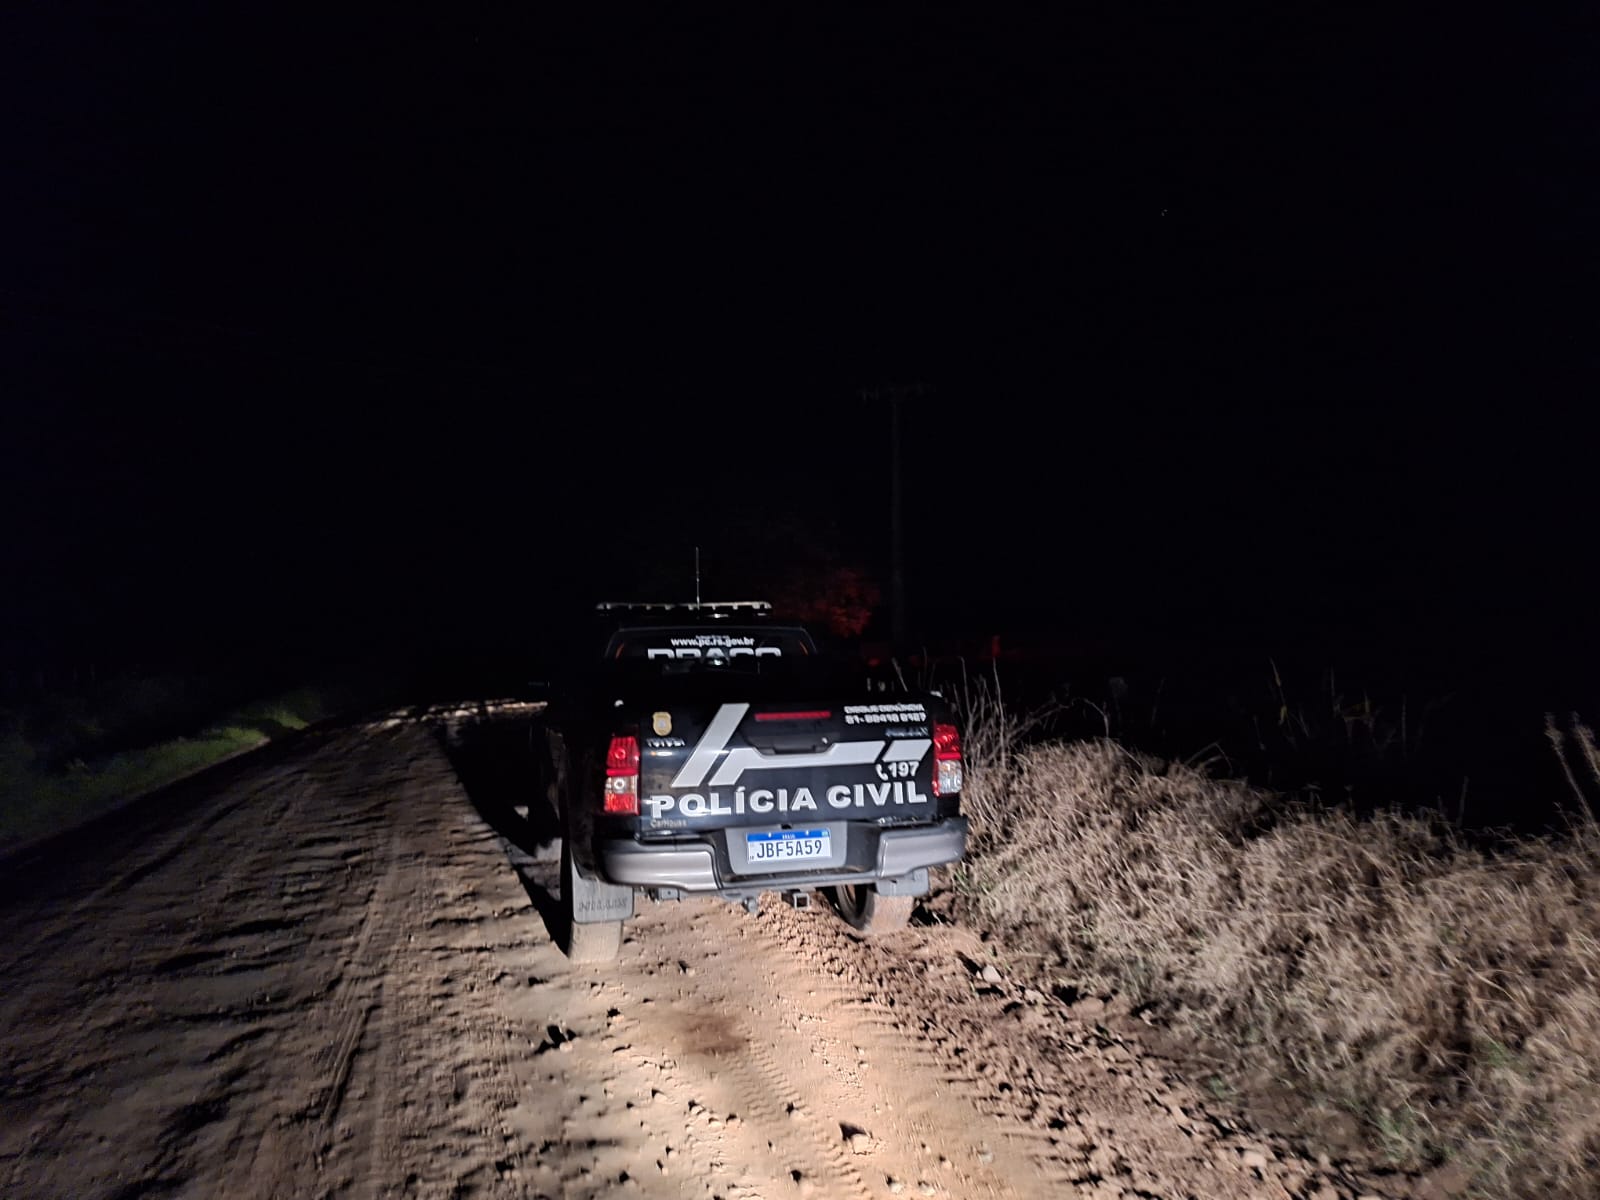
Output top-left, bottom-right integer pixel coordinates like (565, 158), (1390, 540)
(566, 852), (636, 923)
(875, 868), (929, 897)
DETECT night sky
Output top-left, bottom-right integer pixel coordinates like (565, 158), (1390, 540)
(4, 7), (1596, 713)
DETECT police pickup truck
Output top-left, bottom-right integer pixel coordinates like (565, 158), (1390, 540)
(540, 601), (969, 960)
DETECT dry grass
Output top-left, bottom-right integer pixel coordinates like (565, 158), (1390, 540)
(956, 693), (1600, 1199)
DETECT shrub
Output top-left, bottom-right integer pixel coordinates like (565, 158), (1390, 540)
(957, 698), (1600, 1199)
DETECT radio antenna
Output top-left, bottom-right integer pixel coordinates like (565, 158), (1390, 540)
(694, 546), (701, 605)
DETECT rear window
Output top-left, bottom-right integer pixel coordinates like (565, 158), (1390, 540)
(602, 626), (816, 670)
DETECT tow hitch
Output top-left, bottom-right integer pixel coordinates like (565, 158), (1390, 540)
(781, 889), (812, 911)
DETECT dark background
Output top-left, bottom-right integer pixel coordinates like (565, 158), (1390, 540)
(3, 6), (1596, 810)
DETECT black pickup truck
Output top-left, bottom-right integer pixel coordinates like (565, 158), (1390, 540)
(539, 602), (969, 960)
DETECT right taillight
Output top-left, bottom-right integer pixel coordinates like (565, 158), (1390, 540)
(932, 721), (963, 796)
(604, 735), (640, 815)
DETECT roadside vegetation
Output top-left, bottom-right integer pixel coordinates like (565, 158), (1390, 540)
(0, 675), (337, 852)
(954, 681), (1600, 1199)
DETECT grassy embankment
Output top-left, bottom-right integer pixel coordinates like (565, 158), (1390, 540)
(0, 675), (338, 852)
(955, 683), (1600, 1199)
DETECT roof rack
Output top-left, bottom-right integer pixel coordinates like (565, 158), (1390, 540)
(595, 600), (771, 613)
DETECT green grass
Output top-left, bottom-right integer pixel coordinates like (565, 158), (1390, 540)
(0, 682), (334, 851)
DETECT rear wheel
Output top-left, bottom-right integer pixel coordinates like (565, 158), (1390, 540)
(832, 884), (913, 934)
(565, 916), (622, 962)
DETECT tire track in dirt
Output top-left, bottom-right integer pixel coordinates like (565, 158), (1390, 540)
(559, 894), (1066, 1200)
(0, 771), (340, 1200)
(768, 921), (1083, 1185)
(310, 825), (399, 1163)
(210, 728), (544, 1200)
(729, 1031), (878, 1200)
(0, 770), (310, 1028)
(333, 811), (545, 1200)
(0, 724), (524, 1200)
(738, 898), (1388, 1200)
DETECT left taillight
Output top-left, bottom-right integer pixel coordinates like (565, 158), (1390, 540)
(932, 721), (963, 797)
(604, 735), (640, 815)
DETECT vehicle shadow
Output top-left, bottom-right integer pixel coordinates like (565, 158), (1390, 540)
(440, 716), (561, 854)
(508, 856), (567, 951)
(436, 716), (567, 948)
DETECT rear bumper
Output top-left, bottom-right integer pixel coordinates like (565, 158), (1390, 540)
(599, 817), (969, 894)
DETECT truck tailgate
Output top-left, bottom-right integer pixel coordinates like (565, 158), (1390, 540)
(635, 700), (939, 829)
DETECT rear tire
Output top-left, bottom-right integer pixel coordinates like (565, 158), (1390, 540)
(561, 840), (623, 962)
(832, 884), (913, 934)
(565, 916), (622, 962)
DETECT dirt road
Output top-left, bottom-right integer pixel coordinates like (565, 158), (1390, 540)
(0, 712), (1386, 1200)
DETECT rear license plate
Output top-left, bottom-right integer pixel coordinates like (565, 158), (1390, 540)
(745, 829), (831, 863)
